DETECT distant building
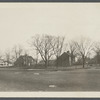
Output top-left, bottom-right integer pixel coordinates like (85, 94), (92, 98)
(14, 54), (36, 67)
(56, 51), (75, 67)
(88, 53), (100, 65)
(38, 51), (76, 67)
(56, 51), (70, 67)
(0, 59), (7, 67)
(0, 59), (13, 67)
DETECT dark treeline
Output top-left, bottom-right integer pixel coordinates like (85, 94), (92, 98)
(1, 34), (100, 68)
(29, 34), (95, 68)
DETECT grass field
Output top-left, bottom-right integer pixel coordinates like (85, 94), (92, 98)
(0, 65), (100, 91)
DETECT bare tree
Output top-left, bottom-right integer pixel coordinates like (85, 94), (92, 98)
(35, 49), (39, 66)
(29, 35), (40, 66)
(30, 34), (54, 68)
(73, 37), (93, 68)
(93, 42), (100, 54)
(92, 42), (100, 65)
(0, 53), (3, 60)
(12, 45), (23, 61)
(5, 49), (11, 66)
(67, 40), (77, 66)
(51, 36), (65, 67)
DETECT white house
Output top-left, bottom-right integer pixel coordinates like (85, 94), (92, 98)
(0, 59), (13, 67)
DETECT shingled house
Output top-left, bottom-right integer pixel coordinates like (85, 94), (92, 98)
(56, 51), (75, 67)
(14, 54), (36, 67)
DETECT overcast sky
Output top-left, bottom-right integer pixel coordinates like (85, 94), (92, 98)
(0, 3), (100, 54)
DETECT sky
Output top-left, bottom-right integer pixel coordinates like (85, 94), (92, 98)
(0, 3), (100, 55)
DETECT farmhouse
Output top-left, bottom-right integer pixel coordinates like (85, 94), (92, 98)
(38, 51), (76, 67)
(14, 54), (36, 67)
(56, 51), (75, 67)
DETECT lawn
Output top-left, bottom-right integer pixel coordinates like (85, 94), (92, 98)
(0, 66), (100, 91)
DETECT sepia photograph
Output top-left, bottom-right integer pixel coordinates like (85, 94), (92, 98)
(0, 3), (100, 94)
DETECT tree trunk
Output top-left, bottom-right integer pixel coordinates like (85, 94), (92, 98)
(44, 60), (48, 68)
(47, 60), (49, 66)
(82, 55), (85, 68)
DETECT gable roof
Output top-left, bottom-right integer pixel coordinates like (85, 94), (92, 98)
(19, 55), (35, 60)
(58, 51), (70, 59)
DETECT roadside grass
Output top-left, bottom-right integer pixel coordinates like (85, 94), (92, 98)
(0, 64), (100, 91)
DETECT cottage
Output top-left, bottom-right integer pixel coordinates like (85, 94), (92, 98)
(14, 54), (36, 67)
(56, 51), (75, 67)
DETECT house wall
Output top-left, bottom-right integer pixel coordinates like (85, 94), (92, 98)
(14, 55), (36, 67)
(57, 53), (70, 67)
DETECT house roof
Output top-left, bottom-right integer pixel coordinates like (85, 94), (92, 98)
(16, 54), (35, 62)
(60, 51), (70, 57)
